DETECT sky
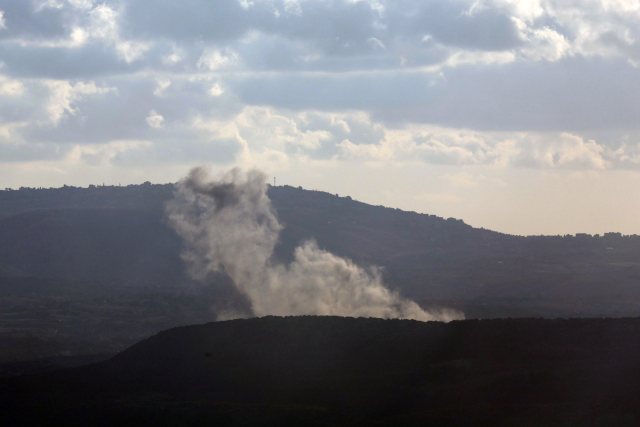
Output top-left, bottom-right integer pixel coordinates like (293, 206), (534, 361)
(1, 0), (640, 236)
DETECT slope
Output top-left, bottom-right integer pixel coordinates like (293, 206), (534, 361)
(4, 315), (640, 426)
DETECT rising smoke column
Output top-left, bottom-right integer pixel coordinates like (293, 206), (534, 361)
(166, 166), (464, 322)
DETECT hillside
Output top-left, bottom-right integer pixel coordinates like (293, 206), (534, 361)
(4, 315), (640, 426)
(2, 182), (640, 364)
(0, 209), (183, 284)
(2, 183), (640, 319)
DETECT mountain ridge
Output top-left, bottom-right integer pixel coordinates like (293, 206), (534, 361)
(2, 183), (640, 318)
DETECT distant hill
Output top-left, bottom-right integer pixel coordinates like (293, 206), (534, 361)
(2, 183), (640, 319)
(0, 182), (174, 219)
(4, 315), (640, 426)
(0, 209), (183, 284)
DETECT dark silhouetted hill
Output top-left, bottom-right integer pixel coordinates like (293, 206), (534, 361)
(4, 315), (640, 426)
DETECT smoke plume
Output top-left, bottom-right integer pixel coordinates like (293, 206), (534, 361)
(166, 166), (463, 322)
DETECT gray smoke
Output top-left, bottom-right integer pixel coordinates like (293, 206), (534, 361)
(166, 166), (464, 322)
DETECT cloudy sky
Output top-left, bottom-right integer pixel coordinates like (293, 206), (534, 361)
(2, 0), (640, 235)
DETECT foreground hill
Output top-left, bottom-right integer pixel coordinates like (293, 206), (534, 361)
(4, 315), (640, 426)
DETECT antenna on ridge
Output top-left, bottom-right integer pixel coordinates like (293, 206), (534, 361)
(274, 177), (276, 186)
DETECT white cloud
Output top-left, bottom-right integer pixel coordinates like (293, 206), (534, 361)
(0, 10), (6, 30)
(197, 48), (237, 71)
(194, 107), (334, 153)
(86, 4), (119, 41)
(162, 44), (186, 65)
(283, 0), (303, 15)
(237, 145), (291, 171)
(66, 140), (152, 166)
(145, 110), (165, 128)
(4, 2), (152, 61)
(367, 37), (385, 49)
(0, 76), (24, 97)
(68, 0), (95, 10)
(9, 0), (640, 76)
(494, 0), (545, 21)
(335, 122), (629, 170)
(34, 1), (65, 11)
(192, 117), (243, 141)
(235, 107), (331, 150)
(338, 125), (501, 165)
(44, 80), (114, 125)
(153, 77), (171, 96)
(238, 0), (254, 10)
(511, 133), (609, 169)
(209, 82), (224, 97)
(11, 0), (640, 74)
(429, 50), (517, 70)
(189, 105), (640, 172)
(510, 0), (640, 61)
(0, 122), (28, 143)
(85, 4), (151, 61)
(116, 40), (151, 63)
(518, 25), (572, 61)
